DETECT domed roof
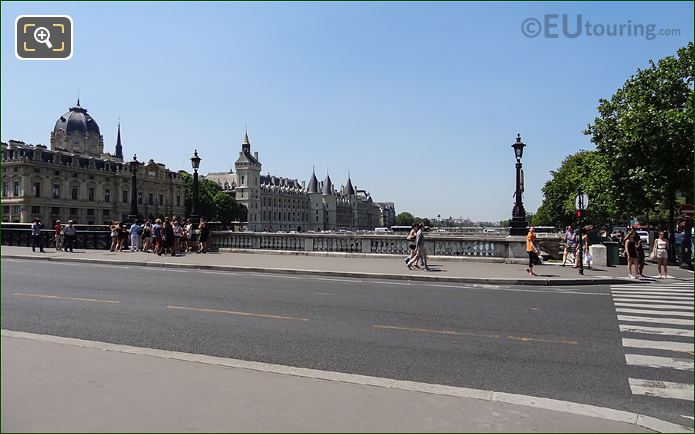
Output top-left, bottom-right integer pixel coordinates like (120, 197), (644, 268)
(53, 100), (101, 136)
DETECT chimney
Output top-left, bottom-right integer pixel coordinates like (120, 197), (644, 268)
(254, 152), (258, 160)
(302, 181), (306, 189)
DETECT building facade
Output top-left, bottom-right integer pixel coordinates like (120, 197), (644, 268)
(1, 100), (185, 224)
(206, 133), (386, 232)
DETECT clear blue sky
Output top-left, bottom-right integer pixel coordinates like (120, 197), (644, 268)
(2, 1), (692, 221)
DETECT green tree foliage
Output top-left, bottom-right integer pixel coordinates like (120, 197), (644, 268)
(395, 212), (415, 226)
(213, 191), (239, 224)
(533, 151), (615, 228)
(180, 172), (225, 221)
(584, 42), (694, 216)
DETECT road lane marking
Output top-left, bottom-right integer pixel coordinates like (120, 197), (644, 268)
(372, 325), (577, 345)
(616, 308), (693, 318)
(622, 338), (693, 354)
(166, 305), (308, 321)
(614, 302), (693, 311)
(611, 294), (693, 300)
(629, 378), (694, 401)
(506, 335), (578, 345)
(2, 329), (691, 433)
(612, 290), (694, 295)
(619, 324), (694, 337)
(314, 277), (362, 283)
(12, 292), (119, 304)
(617, 315), (694, 326)
(625, 354), (693, 371)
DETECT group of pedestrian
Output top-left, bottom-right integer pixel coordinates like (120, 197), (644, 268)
(404, 222), (431, 271)
(107, 217), (211, 256)
(624, 229), (671, 279)
(31, 218), (76, 253)
(560, 225), (592, 269)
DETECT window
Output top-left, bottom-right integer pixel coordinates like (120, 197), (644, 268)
(176, 195), (181, 207)
(88, 187), (95, 201)
(103, 209), (110, 217)
(33, 168), (40, 174)
(31, 182), (40, 197)
(31, 206), (40, 214)
(71, 185), (79, 200)
(87, 209), (95, 216)
(70, 208), (78, 215)
(13, 206), (20, 214)
(13, 182), (20, 196)
(104, 189), (110, 202)
(14, 167), (18, 172)
(73, 173), (78, 178)
(159, 194), (164, 206)
(2, 182), (7, 197)
(138, 192), (142, 205)
(3, 206), (9, 214)
(241, 175), (245, 185)
(148, 193), (153, 205)
(51, 207), (60, 215)
(54, 170), (59, 175)
(122, 190), (128, 203)
(52, 183), (60, 199)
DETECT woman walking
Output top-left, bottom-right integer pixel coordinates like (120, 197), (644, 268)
(403, 223), (419, 267)
(652, 231), (670, 278)
(153, 219), (163, 255)
(54, 220), (63, 251)
(526, 226), (539, 277)
(624, 230), (640, 279)
(141, 221), (152, 253)
(110, 221), (119, 252)
(198, 218), (210, 254)
(635, 234), (646, 278)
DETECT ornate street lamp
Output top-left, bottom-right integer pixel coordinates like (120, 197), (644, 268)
(190, 150), (201, 223)
(509, 134), (528, 236)
(128, 154), (140, 223)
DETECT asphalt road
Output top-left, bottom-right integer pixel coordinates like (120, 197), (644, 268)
(1, 258), (692, 428)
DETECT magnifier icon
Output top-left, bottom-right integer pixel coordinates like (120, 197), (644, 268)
(33, 26), (53, 49)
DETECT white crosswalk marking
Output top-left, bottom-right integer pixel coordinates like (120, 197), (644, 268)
(610, 280), (694, 406)
(625, 354), (694, 371)
(617, 315), (693, 326)
(613, 298), (693, 305)
(619, 324), (693, 337)
(629, 378), (694, 401)
(622, 338), (693, 353)
(614, 302), (693, 310)
(616, 308), (693, 317)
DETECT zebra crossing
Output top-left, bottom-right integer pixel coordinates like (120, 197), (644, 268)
(610, 279), (694, 402)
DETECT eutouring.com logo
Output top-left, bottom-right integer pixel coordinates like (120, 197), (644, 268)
(521, 14), (680, 40)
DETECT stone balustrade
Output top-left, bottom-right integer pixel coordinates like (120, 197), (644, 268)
(211, 231), (532, 261)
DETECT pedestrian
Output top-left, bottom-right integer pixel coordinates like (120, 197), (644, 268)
(31, 218), (45, 253)
(198, 218), (210, 254)
(526, 226), (539, 277)
(582, 238), (593, 269)
(173, 220), (183, 254)
(129, 221), (140, 252)
(180, 219), (190, 253)
(407, 223), (431, 271)
(624, 230), (640, 279)
(110, 221), (119, 252)
(153, 219), (163, 255)
(53, 219), (63, 251)
(63, 220), (76, 252)
(142, 220), (152, 252)
(117, 223), (128, 252)
(635, 234), (646, 278)
(403, 223), (419, 267)
(652, 231), (670, 278)
(561, 225), (576, 267)
(163, 218), (176, 256)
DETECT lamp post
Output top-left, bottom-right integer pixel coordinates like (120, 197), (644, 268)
(190, 150), (201, 223)
(509, 134), (528, 236)
(128, 154), (140, 223)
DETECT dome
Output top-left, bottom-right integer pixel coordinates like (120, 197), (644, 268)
(53, 100), (101, 136)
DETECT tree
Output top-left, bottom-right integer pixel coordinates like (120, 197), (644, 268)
(180, 172), (223, 221)
(584, 43), (694, 223)
(533, 151), (615, 228)
(395, 212), (415, 226)
(213, 191), (239, 224)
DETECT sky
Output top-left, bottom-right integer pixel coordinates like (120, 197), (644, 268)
(2, 1), (693, 222)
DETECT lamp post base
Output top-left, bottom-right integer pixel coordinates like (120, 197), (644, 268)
(509, 218), (528, 236)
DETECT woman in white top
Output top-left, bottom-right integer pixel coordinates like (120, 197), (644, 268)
(652, 231), (670, 278)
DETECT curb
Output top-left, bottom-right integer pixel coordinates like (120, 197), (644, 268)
(2, 254), (636, 286)
(3, 330), (690, 433)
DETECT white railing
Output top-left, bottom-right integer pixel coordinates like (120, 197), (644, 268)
(211, 231), (532, 260)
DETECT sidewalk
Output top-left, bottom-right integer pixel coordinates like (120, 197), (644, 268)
(2, 246), (692, 286)
(1, 332), (667, 433)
